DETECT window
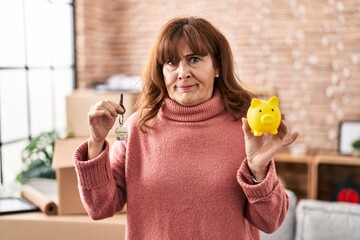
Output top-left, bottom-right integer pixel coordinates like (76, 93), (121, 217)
(0, 0), (75, 185)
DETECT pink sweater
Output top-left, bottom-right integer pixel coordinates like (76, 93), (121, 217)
(73, 92), (288, 240)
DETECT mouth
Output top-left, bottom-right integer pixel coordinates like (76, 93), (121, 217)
(177, 84), (197, 91)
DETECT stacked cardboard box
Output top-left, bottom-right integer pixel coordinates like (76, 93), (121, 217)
(53, 137), (89, 215)
(66, 89), (139, 138)
(0, 212), (126, 240)
(53, 89), (139, 215)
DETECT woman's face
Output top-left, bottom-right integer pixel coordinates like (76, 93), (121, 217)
(162, 42), (219, 106)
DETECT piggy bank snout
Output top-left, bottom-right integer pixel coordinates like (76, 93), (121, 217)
(261, 114), (275, 125)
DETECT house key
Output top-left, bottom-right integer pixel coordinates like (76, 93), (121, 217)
(115, 93), (127, 141)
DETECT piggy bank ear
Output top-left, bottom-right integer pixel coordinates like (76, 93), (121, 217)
(251, 98), (261, 107)
(269, 96), (279, 106)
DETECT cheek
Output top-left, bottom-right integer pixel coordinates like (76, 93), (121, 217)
(162, 69), (176, 88)
(201, 72), (215, 89)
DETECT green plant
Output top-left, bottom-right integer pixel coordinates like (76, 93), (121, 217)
(16, 130), (59, 184)
(352, 139), (360, 150)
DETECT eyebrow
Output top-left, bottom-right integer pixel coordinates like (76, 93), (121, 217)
(182, 53), (197, 58)
(184, 52), (210, 59)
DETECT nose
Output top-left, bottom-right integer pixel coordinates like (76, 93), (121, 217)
(178, 61), (191, 80)
(261, 114), (274, 125)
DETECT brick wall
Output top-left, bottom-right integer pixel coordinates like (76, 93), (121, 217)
(75, 0), (360, 151)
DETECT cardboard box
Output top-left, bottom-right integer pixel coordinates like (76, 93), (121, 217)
(55, 88), (137, 215)
(53, 137), (88, 215)
(66, 89), (139, 138)
(0, 212), (126, 240)
(52, 137), (116, 215)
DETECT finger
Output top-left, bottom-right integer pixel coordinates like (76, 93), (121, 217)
(281, 131), (299, 147)
(99, 100), (119, 117)
(118, 105), (125, 114)
(89, 109), (112, 119)
(242, 118), (253, 139)
(105, 100), (125, 114)
(88, 109), (114, 125)
(277, 119), (288, 140)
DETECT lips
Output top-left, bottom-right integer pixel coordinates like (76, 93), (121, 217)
(177, 84), (197, 91)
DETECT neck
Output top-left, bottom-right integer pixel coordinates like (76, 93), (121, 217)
(160, 91), (225, 122)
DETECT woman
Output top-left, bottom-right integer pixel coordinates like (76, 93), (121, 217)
(73, 16), (298, 240)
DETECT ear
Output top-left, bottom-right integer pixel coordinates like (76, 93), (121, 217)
(214, 67), (220, 78)
(251, 98), (261, 107)
(269, 96), (279, 106)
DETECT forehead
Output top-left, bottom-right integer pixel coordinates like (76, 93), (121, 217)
(159, 33), (212, 63)
(177, 40), (197, 56)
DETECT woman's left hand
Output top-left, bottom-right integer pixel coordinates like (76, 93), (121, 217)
(241, 115), (299, 181)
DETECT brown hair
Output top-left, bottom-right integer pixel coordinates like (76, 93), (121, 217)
(136, 16), (254, 131)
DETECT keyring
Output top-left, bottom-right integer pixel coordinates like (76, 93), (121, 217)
(115, 93), (128, 141)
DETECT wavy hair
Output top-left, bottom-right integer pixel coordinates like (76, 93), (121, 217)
(136, 16), (254, 132)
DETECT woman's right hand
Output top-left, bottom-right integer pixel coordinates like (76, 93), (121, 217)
(87, 100), (124, 159)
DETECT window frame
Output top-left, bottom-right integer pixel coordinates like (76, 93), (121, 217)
(0, 0), (77, 184)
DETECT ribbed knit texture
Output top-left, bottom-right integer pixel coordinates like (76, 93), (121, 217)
(73, 91), (289, 240)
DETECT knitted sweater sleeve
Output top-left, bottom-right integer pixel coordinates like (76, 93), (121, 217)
(73, 140), (127, 220)
(237, 159), (289, 233)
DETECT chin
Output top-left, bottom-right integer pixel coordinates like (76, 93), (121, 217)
(173, 92), (209, 106)
(178, 100), (195, 106)
(175, 97), (195, 106)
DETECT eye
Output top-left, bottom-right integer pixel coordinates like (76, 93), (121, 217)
(165, 60), (179, 69)
(189, 56), (201, 63)
(259, 110), (262, 113)
(167, 60), (175, 66)
(272, 109), (274, 111)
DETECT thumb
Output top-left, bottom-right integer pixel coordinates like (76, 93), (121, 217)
(281, 131), (299, 148)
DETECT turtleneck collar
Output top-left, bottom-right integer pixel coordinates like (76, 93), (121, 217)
(159, 90), (226, 122)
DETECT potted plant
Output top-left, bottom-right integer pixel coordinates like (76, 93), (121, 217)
(16, 131), (59, 184)
(351, 139), (360, 157)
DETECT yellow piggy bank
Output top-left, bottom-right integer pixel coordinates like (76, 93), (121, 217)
(246, 96), (281, 136)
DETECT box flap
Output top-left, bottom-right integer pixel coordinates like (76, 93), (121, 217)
(52, 138), (87, 169)
(52, 137), (116, 169)
(66, 89), (139, 138)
